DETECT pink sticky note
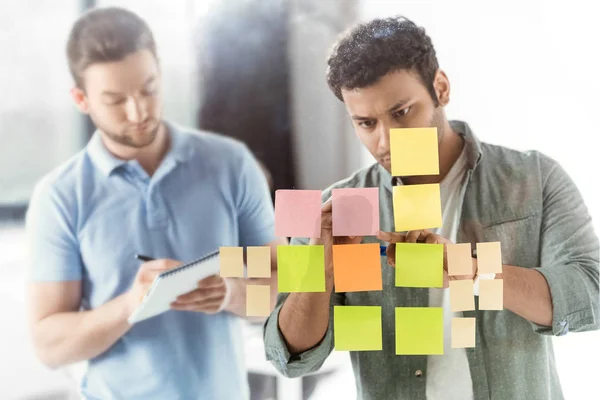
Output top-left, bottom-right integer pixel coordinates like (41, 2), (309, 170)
(332, 188), (379, 237)
(275, 190), (322, 238)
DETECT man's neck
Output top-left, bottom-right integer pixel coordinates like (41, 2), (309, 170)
(102, 123), (170, 177)
(402, 120), (464, 186)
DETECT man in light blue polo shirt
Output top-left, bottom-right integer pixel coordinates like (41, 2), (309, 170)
(25, 7), (285, 399)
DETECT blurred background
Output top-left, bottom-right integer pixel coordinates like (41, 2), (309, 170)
(0, 0), (598, 399)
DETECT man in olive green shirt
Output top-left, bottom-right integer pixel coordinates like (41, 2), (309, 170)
(263, 16), (599, 400)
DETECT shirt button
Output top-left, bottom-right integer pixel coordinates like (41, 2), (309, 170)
(415, 369), (423, 378)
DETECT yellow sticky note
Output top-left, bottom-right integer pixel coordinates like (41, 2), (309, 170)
(219, 247), (244, 277)
(479, 279), (503, 310)
(451, 317), (476, 348)
(393, 184), (442, 231)
(246, 284), (271, 317)
(395, 307), (443, 355)
(476, 242), (502, 274)
(277, 245), (326, 292)
(334, 306), (382, 351)
(449, 280), (475, 312)
(395, 243), (443, 288)
(390, 127), (440, 176)
(447, 243), (473, 276)
(247, 246), (271, 278)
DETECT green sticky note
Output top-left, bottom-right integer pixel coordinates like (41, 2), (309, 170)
(277, 245), (326, 292)
(334, 306), (382, 351)
(395, 307), (444, 355)
(395, 243), (443, 288)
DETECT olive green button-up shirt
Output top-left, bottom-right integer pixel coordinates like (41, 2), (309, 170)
(264, 120), (599, 400)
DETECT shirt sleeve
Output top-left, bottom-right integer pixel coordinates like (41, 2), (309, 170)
(263, 236), (346, 378)
(26, 180), (83, 281)
(532, 155), (600, 336)
(235, 145), (276, 247)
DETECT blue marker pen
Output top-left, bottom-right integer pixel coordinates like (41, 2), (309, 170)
(380, 245), (387, 256)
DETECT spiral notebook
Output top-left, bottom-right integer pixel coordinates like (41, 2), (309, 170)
(128, 249), (220, 324)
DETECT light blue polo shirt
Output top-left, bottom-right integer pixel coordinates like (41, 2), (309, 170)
(26, 122), (275, 399)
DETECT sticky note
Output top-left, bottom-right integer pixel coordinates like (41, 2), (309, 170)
(447, 243), (473, 276)
(333, 243), (382, 293)
(246, 284), (271, 317)
(393, 184), (442, 231)
(449, 280), (475, 312)
(476, 242), (502, 274)
(275, 190), (322, 238)
(479, 279), (503, 310)
(390, 127), (439, 177)
(395, 243), (443, 288)
(277, 245), (326, 292)
(332, 188), (379, 236)
(219, 247), (243, 277)
(395, 307), (443, 355)
(247, 246), (271, 278)
(334, 306), (382, 351)
(451, 317), (476, 348)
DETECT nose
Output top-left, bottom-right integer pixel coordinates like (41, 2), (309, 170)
(125, 97), (148, 124)
(377, 122), (391, 154)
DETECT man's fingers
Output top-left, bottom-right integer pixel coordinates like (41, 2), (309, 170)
(377, 231), (406, 243)
(424, 233), (439, 244)
(386, 243), (396, 267)
(176, 287), (224, 303)
(321, 197), (333, 213)
(171, 299), (223, 311)
(197, 275), (224, 288)
(143, 259), (181, 271)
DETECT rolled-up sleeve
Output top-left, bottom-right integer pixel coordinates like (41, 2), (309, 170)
(533, 155), (599, 335)
(263, 236), (345, 377)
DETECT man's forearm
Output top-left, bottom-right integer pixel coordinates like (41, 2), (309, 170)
(501, 265), (553, 327)
(33, 293), (133, 368)
(277, 279), (333, 355)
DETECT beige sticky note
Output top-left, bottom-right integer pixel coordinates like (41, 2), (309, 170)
(476, 242), (502, 274)
(479, 279), (504, 310)
(246, 284), (271, 317)
(449, 280), (475, 312)
(447, 243), (473, 276)
(451, 317), (476, 348)
(247, 246), (271, 278)
(219, 246), (244, 277)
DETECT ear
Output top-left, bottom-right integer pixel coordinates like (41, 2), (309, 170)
(433, 69), (450, 107)
(70, 87), (89, 114)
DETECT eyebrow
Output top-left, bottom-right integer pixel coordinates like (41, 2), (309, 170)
(351, 100), (409, 120)
(101, 76), (156, 96)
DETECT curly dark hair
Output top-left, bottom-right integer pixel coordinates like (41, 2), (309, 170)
(326, 16), (439, 105)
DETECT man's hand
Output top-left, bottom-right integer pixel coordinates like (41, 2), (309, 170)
(377, 229), (477, 288)
(126, 259), (181, 315)
(170, 275), (229, 314)
(314, 198), (363, 283)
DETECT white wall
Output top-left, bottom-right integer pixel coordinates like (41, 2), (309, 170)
(359, 1), (600, 399)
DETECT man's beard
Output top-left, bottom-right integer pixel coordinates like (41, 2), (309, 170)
(91, 115), (161, 149)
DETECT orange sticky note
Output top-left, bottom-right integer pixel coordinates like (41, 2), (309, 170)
(390, 127), (440, 177)
(275, 190), (322, 238)
(449, 280), (475, 312)
(219, 247), (244, 277)
(332, 243), (382, 293)
(247, 246), (271, 278)
(447, 243), (473, 276)
(476, 242), (502, 274)
(332, 188), (380, 236)
(246, 284), (271, 317)
(479, 279), (503, 310)
(451, 317), (476, 348)
(393, 184), (442, 231)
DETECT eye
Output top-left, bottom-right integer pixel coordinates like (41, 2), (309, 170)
(108, 98), (126, 106)
(142, 86), (157, 96)
(394, 106), (411, 118)
(358, 120), (376, 129)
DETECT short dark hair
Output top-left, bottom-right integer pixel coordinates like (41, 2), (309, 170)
(66, 7), (157, 89)
(326, 16), (439, 105)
